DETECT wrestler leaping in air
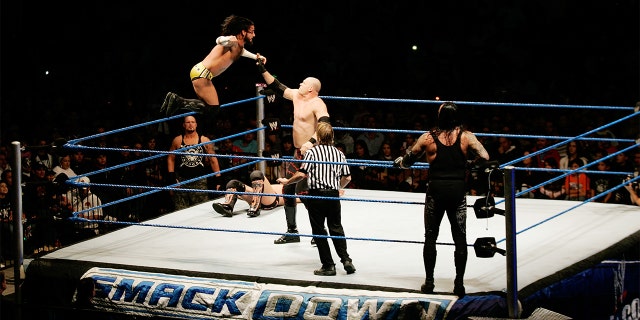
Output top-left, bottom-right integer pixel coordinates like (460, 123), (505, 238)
(161, 14), (267, 117)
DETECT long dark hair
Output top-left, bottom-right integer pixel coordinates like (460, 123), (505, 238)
(221, 15), (254, 36)
(437, 102), (462, 131)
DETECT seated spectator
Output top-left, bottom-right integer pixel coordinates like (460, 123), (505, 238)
(233, 129), (258, 155)
(346, 140), (373, 189)
(590, 159), (614, 203)
(624, 178), (640, 206)
(515, 151), (540, 198)
(531, 138), (561, 169)
(494, 136), (522, 166)
(563, 159), (591, 201)
(559, 141), (589, 170)
(52, 154), (77, 180)
(355, 114), (385, 157)
(537, 158), (565, 200)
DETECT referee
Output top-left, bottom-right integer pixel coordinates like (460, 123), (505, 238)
(277, 121), (355, 276)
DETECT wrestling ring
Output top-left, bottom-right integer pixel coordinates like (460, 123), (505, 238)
(8, 89), (640, 319)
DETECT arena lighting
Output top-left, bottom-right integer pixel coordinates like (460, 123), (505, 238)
(474, 237), (506, 258)
(473, 196), (505, 219)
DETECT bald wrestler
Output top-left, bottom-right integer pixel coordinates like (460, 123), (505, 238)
(257, 58), (331, 244)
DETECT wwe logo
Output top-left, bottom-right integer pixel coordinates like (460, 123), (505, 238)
(270, 153), (280, 159)
(268, 121), (279, 131)
(266, 94), (276, 103)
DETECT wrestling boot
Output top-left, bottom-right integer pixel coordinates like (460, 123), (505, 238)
(247, 179), (263, 218)
(212, 190), (237, 217)
(342, 260), (356, 274)
(314, 264), (336, 276)
(274, 228), (300, 244)
(421, 249), (437, 294)
(453, 250), (467, 297)
(274, 206), (300, 244)
(161, 92), (220, 117)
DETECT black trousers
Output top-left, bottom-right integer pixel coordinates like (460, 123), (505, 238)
(306, 189), (351, 266)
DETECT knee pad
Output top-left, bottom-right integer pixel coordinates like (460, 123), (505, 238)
(250, 170), (265, 182)
(226, 179), (245, 192)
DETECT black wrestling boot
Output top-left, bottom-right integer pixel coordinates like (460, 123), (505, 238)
(421, 276), (435, 294)
(453, 250), (467, 297)
(274, 206), (300, 244)
(313, 264), (336, 276)
(212, 191), (237, 217)
(274, 229), (301, 244)
(343, 260), (356, 274)
(161, 92), (219, 117)
(421, 248), (437, 294)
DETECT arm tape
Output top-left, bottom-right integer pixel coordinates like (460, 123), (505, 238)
(318, 116), (330, 124)
(268, 78), (288, 97)
(216, 36), (232, 46)
(402, 151), (423, 167)
(241, 49), (258, 60)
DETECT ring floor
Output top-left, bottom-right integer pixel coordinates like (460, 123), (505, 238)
(29, 188), (640, 297)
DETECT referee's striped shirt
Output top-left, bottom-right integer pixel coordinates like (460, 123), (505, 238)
(300, 145), (350, 190)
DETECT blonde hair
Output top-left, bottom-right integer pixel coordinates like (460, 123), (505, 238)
(316, 121), (334, 145)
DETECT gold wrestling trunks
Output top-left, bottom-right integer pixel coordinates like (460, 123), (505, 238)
(190, 62), (214, 81)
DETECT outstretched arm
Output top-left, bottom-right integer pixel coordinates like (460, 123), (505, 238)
(257, 58), (289, 98)
(394, 133), (428, 169)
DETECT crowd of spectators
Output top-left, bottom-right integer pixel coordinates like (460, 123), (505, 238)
(0, 98), (638, 266)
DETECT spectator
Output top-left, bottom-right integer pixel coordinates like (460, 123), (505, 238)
(355, 114), (385, 157)
(372, 141), (400, 190)
(590, 159), (614, 203)
(333, 120), (354, 155)
(20, 157), (32, 181)
(623, 178), (640, 206)
(52, 154), (77, 180)
(494, 136), (521, 166)
(530, 138), (561, 169)
(346, 140), (372, 189)
(563, 159), (591, 201)
(0, 181), (11, 265)
(66, 176), (112, 241)
(559, 141), (588, 170)
(232, 129), (258, 155)
(70, 150), (92, 175)
(31, 139), (55, 170)
(538, 158), (565, 200)
(515, 151), (540, 198)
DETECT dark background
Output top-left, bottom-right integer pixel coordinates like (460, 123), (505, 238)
(1, 0), (638, 142)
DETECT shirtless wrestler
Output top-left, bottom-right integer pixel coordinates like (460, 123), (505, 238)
(161, 15), (267, 117)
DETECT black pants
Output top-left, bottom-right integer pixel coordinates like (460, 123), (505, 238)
(423, 179), (468, 278)
(306, 189), (351, 266)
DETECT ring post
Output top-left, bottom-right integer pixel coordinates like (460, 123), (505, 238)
(504, 166), (520, 318)
(256, 83), (266, 173)
(11, 141), (24, 320)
